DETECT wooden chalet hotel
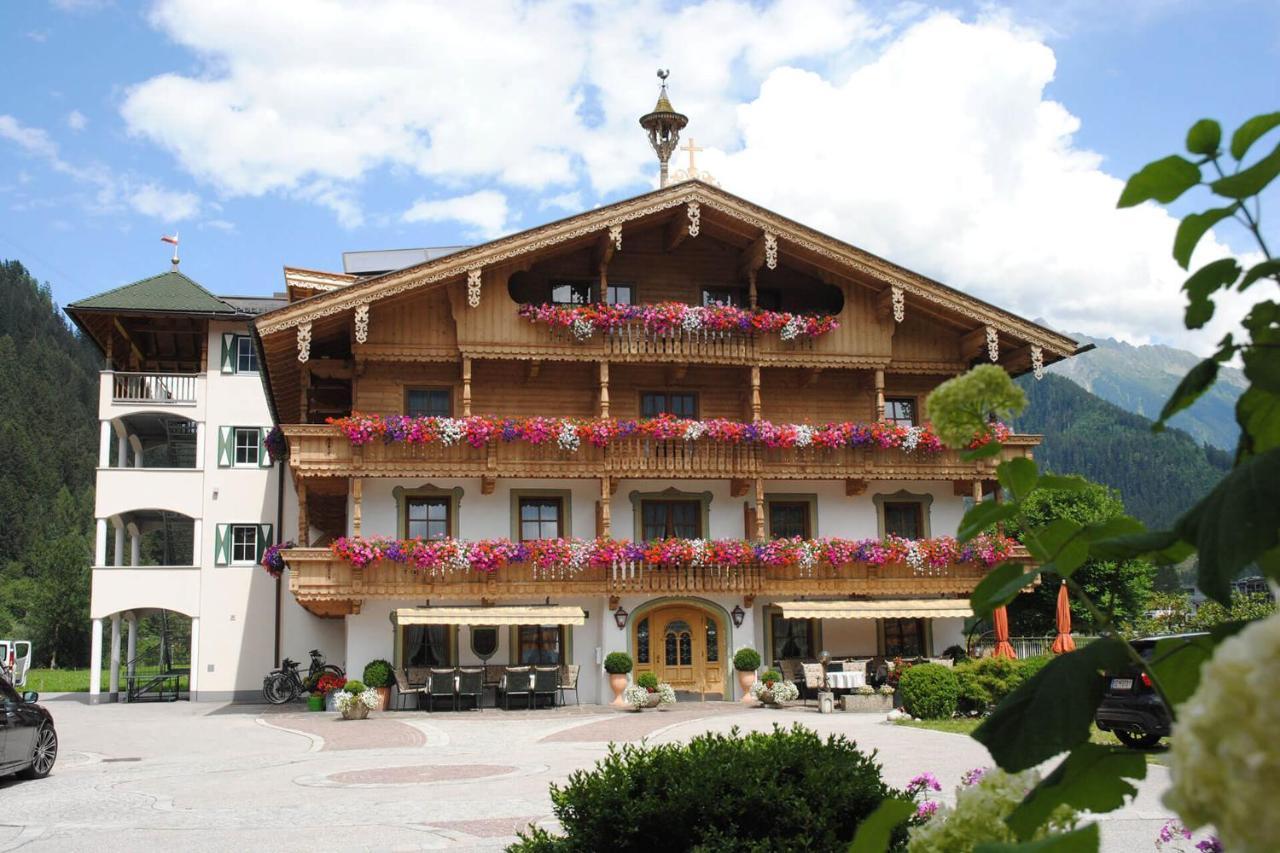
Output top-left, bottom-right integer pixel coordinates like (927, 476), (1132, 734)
(243, 78), (1077, 705)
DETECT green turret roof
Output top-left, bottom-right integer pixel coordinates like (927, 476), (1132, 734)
(68, 269), (239, 315)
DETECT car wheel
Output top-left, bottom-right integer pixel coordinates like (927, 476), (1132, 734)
(18, 725), (57, 779)
(1115, 729), (1162, 749)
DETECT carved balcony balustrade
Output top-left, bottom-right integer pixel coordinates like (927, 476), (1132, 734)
(281, 546), (1023, 608)
(281, 424), (1040, 482)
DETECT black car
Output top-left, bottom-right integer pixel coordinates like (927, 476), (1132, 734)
(0, 672), (57, 779)
(1095, 633), (1203, 748)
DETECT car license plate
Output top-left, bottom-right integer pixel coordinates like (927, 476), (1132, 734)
(1110, 678), (1133, 691)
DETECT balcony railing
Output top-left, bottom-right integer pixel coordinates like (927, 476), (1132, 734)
(282, 424), (1039, 481)
(283, 547), (1004, 605)
(111, 372), (199, 405)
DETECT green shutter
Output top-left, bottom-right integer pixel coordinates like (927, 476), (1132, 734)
(220, 333), (236, 373)
(257, 524), (273, 561)
(258, 427), (272, 467)
(217, 426), (233, 467)
(214, 524), (230, 566)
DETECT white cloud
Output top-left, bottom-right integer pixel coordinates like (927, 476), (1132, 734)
(402, 190), (511, 239)
(129, 183), (199, 221)
(66, 110), (88, 131)
(0, 115), (60, 159)
(203, 218), (237, 232)
(117, 2), (1253, 350)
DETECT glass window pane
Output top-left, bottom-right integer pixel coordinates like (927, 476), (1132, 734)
(236, 336), (258, 373)
(769, 502), (809, 539)
(551, 282), (591, 305)
(641, 393), (665, 417)
(519, 499), (560, 541)
(404, 624), (449, 666)
(884, 619), (924, 657)
(407, 497), (449, 540)
(234, 428), (260, 465)
(636, 618), (650, 664)
(642, 502), (668, 540)
(702, 288), (740, 307)
(407, 389), (451, 417)
(518, 625), (562, 664)
(884, 398), (916, 427)
(672, 502), (699, 538)
(884, 502), (923, 539)
(231, 525), (257, 563)
(771, 615), (812, 660)
(705, 618), (718, 662)
(679, 634), (692, 665)
(606, 284), (633, 305)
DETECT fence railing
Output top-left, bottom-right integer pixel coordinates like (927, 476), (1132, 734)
(111, 372), (199, 405)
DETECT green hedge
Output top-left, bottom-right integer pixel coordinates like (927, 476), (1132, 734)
(955, 656), (1052, 714)
(898, 663), (959, 719)
(510, 725), (906, 851)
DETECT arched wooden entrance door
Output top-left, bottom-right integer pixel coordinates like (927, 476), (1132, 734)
(635, 604), (724, 697)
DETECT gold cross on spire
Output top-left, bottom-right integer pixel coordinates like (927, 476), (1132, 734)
(680, 137), (704, 172)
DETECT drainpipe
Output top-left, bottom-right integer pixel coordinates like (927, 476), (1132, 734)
(274, 457), (284, 666)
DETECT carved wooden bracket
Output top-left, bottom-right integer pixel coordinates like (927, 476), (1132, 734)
(802, 367), (823, 388)
(743, 595), (756, 608)
(687, 201), (701, 237)
(764, 232), (778, 270)
(524, 360), (542, 383)
(738, 233), (768, 279)
(876, 286), (905, 323)
(845, 478), (868, 496)
(666, 363), (689, 384)
(730, 478), (750, 498)
(296, 321), (312, 363)
(481, 475), (496, 495)
(466, 269), (482, 308)
(353, 303), (369, 344)
(608, 595), (620, 610)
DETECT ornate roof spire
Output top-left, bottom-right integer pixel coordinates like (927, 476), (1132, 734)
(639, 69), (688, 188)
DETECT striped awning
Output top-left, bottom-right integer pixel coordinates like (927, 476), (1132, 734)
(390, 605), (586, 627)
(776, 600), (973, 620)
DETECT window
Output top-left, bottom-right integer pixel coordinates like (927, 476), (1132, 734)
(235, 335), (258, 374)
(519, 498), (562, 541)
(705, 617), (719, 662)
(605, 283), (633, 305)
(641, 391), (697, 418)
(230, 525), (258, 565)
(406, 388), (452, 417)
(233, 427), (260, 467)
(550, 281), (592, 306)
(636, 617), (650, 664)
(641, 500), (701, 540)
(406, 497), (450, 540)
(768, 502), (810, 539)
(403, 624), (450, 667)
(884, 397), (917, 427)
(756, 290), (782, 311)
(883, 618), (926, 658)
(517, 625), (563, 665)
(884, 502), (925, 539)
(702, 287), (742, 307)
(771, 614), (814, 661)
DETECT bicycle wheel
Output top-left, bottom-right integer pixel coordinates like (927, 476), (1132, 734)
(263, 674), (290, 705)
(320, 663), (344, 679)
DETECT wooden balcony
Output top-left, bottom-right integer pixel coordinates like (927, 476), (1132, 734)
(283, 424), (1039, 482)
(283, 547), (1001, 609)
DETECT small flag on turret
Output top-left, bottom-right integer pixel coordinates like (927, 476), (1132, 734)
(161, 234), (179, 245)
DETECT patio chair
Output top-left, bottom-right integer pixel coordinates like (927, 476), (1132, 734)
(392, 667), (424, 711)
(499, 666), (533, 710)
(778, 658), (804, 688)
(558, 664), (580, 706)
(827, 660), (845, 674)
(866, 657), (889, 689)
(423, 667), (458, 712)
(801, 663), (825, 705)
(483, 664), (507, 689)
(406, 666), (431, 689)
(532, 666), (559, 709)
(457, 667), (485, 711)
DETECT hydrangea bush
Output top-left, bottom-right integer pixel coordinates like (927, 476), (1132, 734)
(906, 768), (1078, 853)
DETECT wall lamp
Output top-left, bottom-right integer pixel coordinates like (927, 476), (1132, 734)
(614, 606), (629, 629)
(731, 604), (745, 627)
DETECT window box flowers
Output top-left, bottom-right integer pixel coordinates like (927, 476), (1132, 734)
(517, 301), (840, 342)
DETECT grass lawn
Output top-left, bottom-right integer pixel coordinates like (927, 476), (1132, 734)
(20, 669), (109, 693)
(896, 716), (1170, 764)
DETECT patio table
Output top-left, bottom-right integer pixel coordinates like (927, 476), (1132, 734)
(825, 671), (866, 690)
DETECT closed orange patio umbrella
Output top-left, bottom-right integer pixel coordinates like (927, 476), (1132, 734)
(992, 605), (1016, 659)
(1051, 581), (1076, 654)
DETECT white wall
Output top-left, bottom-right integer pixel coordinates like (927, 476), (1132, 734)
(820, 619), (879, 656)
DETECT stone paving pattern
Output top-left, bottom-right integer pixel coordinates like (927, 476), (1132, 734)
(0, 695), (1179, 851)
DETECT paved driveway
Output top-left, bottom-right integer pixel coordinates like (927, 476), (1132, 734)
(0, 695), (1180, 851)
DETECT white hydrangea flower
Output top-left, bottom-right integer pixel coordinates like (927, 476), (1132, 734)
(571, 317), (594, 341)
(556, 420), (580, 452)
(1165, 609), (1280, 853)
(903, 426), (922, 453)
(436, 418), (464, 446)
(681, 307), (704, 332)
(683, 421), (706, 441)
(780, 316), (803, 341)
(907, 768), (1076, 853)
(906, 541), (925, 571)
(794, 425), (815, 448)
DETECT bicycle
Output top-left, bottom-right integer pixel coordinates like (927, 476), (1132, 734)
(262, 649), (343, 704)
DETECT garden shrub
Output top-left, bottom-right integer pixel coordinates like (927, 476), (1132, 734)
(509, 725), (907, 852)
(362, 659), (393, 688)
(954, 657), (1053, 714)
(343, 679), (366, 694)
(759, 668), (782, 685)
(898, 663), (958, 719)
(732, 647), (761, 672)
(635, 671), (659, 691)
(603, 652), (633, 674)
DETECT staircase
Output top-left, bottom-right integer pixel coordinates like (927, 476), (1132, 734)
(123, 616), (191, 702)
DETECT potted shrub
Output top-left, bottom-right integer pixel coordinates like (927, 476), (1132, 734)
(749, 669), (799, 707)
(604, 652), (633, 707)
(315, 673), (347, 711)
(362, 659), (394, 711)
(622, 672), (676, 711)
(335, 679), (379, 720)
(841, 684), (895, 713)
(733, 647), (761, 703)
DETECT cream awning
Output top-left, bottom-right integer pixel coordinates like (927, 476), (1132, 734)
(390, 605), (586, 627)
(776, 600), (973, 620)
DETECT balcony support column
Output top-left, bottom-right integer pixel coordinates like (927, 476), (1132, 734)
(874, 369), (885, 421)
(753, 477), (766, 539)
(112, 518), (125, 567)
(298, 482), (309, 546)
(599, 476), (611, 537)
(95, 518), (108, 566)
(130, 434), (144, 468)
(117, 431), (129, 469)
(747, 268), (758, 310)
(461, 357), (472, 417)
(88, 618), (103, 704)
(598, 361), (610, 418)
(750, 366), (761, 421)
(192, 519), (202, 566)
(99, 420), (112, 468)
(351, 478), (362, 536)
(195, 422), (205, 468)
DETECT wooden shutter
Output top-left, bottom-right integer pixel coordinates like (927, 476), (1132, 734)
(214, 524), (230, 566)
(256, 524), (273, 562)
(258, 427), (272, 467)
(217, 426), (233, 467)
(744, 504), (758, 539)
(220, 333), (236, 373)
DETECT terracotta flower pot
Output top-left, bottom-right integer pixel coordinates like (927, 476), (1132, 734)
(610, 673), (629, 706)
(375, 686), (390, 711)
(737, 670), (758, 703)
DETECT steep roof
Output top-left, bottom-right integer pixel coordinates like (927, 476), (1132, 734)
(67, 269), (239, 315)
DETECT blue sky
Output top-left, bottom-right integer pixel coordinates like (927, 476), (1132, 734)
(1, 0), (1277, 350)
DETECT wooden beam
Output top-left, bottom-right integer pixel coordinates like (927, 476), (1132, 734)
(750, 366), (762, 421)
(737, 233), (767, 279)
(753, 478), (766, 539)
(876, 288), (896, 321)
(845, 479), (868, 496)
(598, 361), (610, 418)
(592, 228), (616, 274)
(599, 476), (611, 537)
(747, 268), (758, 310)
(663, 213), (689, 252)
(961, 326), (991, 361)
(873, 368), (885, 422)
(297, 482), (309, 545)
(461, 356), (473, 416)
(351, 478), (362, 536)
